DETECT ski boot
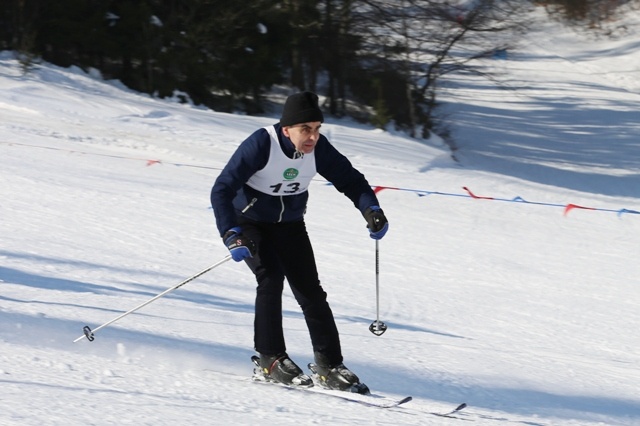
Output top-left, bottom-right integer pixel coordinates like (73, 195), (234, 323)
(308, 353), (370, 395)
(252, 354), (313, 387)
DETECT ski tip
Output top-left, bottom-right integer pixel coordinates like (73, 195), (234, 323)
(455, 402), (467, 411)
(398, 396), (413, 405)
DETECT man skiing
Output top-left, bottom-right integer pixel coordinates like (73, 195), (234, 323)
(210, 91), (388, 392)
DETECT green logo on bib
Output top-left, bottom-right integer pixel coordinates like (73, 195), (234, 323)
(283, 168), (299, 180)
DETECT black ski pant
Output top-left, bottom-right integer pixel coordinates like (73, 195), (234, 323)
(239, 218), (343, 367)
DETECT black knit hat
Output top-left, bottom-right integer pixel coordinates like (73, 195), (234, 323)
(280, 91), (324, 127)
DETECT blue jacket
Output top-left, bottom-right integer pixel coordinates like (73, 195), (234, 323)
(211, 123), (380, 236)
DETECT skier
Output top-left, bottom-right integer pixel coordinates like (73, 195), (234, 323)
(210, 91), (388, 392)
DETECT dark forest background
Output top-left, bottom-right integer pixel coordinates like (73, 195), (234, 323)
(2, 0), (635, 138)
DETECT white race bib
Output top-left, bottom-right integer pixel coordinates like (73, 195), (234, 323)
(246, 126), (317, 196)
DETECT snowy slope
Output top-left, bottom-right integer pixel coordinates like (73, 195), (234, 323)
(1, 9), (640, 426)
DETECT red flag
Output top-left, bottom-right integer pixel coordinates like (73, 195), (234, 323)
(463, 186), (494, 200)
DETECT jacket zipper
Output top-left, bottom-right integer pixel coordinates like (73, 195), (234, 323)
(277, 196), (285, 222)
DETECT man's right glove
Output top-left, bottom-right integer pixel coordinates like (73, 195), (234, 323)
(223, 227), (256, 262)
(364, 206), (389, 240)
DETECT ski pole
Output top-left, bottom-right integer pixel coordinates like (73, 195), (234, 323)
(73, 255), (232, 343)
(369, 240), (387, 336)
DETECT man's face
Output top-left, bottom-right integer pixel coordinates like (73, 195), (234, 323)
(282, 121), (322, 154)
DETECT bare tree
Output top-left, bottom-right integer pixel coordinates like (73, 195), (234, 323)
(350, 0), (530, 138)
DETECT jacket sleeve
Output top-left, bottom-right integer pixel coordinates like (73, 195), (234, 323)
(314, 136), (380, 215)
(210, 128), (270, 236)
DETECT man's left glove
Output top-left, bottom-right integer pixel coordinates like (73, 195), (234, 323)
(364, 206), (389, 240)
(223, 227), (256, 262)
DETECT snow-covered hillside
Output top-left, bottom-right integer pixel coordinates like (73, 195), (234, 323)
(1, 7), (639, 425)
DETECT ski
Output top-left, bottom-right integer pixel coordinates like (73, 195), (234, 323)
(304, 386), (412, 408)
(251, 355), (412, 409)
(429, 402), (468, 418)
(252, 377), (413, 408)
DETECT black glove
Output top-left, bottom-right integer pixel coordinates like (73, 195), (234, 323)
(364, 206), (389, 240)
(223, 227), (256, 261)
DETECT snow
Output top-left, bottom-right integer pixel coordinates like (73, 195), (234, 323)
(1, 10), (640, 426)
